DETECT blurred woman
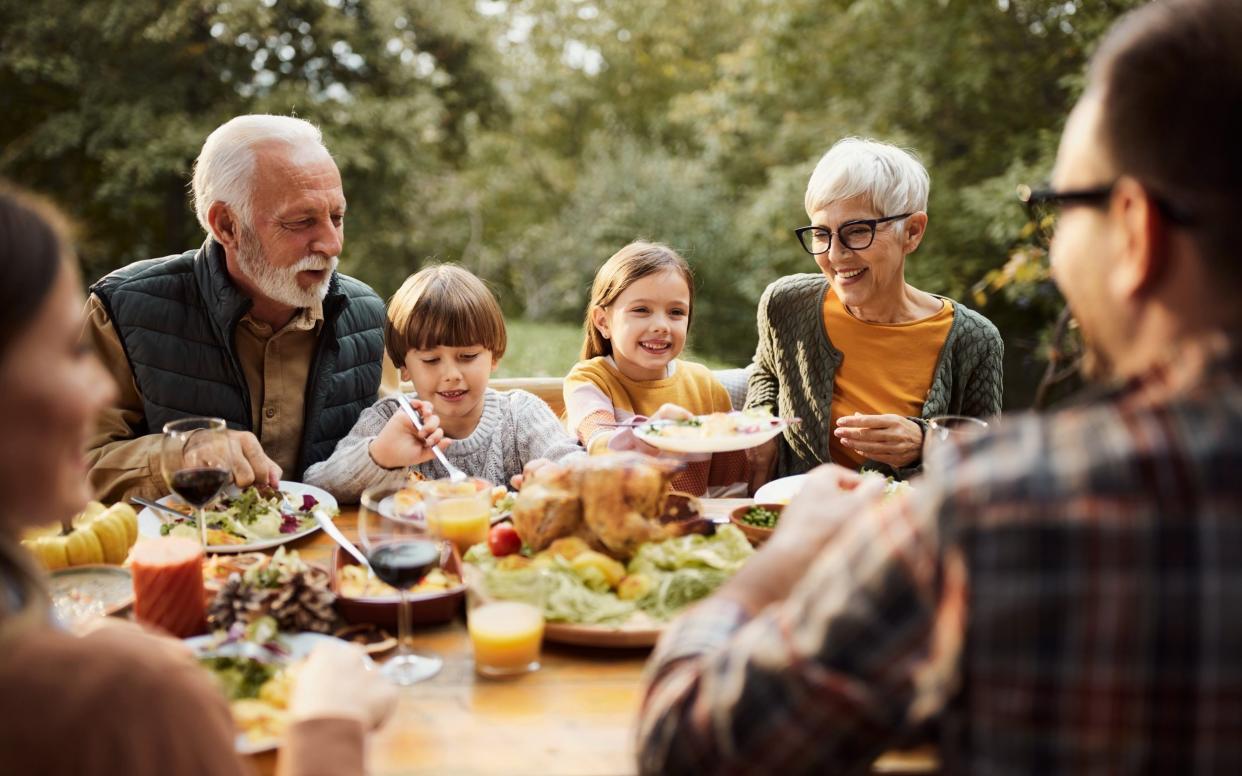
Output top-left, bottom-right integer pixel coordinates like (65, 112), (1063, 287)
(746, 138), (1003, 484)
(0, 185), (393, 775)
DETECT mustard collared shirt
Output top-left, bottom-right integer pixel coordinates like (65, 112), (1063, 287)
(83, 294), (397, 502)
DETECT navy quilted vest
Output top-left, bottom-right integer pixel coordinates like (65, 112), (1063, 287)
(91, 241), (385, 476)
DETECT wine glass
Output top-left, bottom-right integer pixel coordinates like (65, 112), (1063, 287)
(923, 415), (990, 475)
(161, 417), (233, 550)
(358, 485), (444, 685)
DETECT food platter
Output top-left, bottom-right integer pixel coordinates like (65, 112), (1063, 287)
(49, 565), (134, 627)
(137, 481), (335, 554)
(634, 412), (790, 454)
(543, 620), (663, 649)
(330, 546), (466, 629)
(753, 474), (808, 505)
(186, 631), (356, 754)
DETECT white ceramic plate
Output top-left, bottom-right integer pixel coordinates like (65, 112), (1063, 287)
(137, 480), (335, 554)
(186, 631), (354, 754)
(634, 417), (789, 454)
(753, 474), (808, 506)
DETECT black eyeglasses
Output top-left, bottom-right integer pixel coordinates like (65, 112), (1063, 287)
(1017, 182), (1194, 247)
(794, 213), (912, 255)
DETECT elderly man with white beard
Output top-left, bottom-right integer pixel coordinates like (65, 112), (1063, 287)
(83, 115), (394, 502)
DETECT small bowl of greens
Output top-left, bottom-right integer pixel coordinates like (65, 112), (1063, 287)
(729, 503), (783, 546)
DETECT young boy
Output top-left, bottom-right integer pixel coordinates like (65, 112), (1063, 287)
(304, 264), (583, 502)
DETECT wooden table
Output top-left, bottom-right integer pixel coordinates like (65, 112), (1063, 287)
(247, 499), (936, 775)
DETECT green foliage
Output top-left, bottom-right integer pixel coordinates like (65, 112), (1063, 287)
(1, 0), (1145, 406)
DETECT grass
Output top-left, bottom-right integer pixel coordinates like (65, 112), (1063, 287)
(496, 319), (734, 378)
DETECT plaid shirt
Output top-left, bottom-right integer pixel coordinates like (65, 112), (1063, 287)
(638, 352), (1242, 774)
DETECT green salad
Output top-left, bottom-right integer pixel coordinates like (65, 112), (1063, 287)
(465, 524), (754, 625)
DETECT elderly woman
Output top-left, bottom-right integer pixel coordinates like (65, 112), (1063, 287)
(0, 186), (393, 775)
(746, 138), (1003, 483)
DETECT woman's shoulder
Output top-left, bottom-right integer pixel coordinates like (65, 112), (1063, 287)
(761, 273), (828, 306)
(945, 299), (1003, 349)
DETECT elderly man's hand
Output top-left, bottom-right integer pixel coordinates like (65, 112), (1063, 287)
(719, 464), (887, 613)
(833, 413), (923, 468)
(226, 430), (282, 488)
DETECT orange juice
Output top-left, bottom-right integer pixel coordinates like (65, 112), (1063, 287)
(468, 601), (544, 676)
(426, 496), (490, 555)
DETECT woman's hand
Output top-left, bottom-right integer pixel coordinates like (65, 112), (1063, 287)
(368, 398), (448, 470)
(290, 640), (397, 729)
(746, 438), (779, 494)
(833, 413), (923, 468)
(511, 457), (553, 490)
(649, 403), (694, 422)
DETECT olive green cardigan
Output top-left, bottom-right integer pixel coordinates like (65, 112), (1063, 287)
(745, 273), (1003, 479)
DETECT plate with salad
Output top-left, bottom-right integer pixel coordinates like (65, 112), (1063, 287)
(464, 523), (755, 648)
(634, 410), (791, 454)
(137, 481), (336, 554)
(188, 620), (359, 754)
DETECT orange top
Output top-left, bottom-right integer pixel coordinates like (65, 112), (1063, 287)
(823, 287), (954, 468)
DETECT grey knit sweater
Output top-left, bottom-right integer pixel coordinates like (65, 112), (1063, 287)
(745, 273), (1003, 479)
(303, 388), (585, 503)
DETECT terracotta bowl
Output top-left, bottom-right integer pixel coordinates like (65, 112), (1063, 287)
(729, 503), (784, 546)
(329, 545), (465, 629)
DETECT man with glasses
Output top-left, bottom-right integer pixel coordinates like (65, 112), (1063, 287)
(638, 0), (1242, 773)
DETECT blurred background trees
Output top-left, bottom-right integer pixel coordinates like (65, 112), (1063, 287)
(1, 0), (1144, 403)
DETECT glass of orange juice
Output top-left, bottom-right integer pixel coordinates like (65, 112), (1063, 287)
(419, 478), (492, 556)
(465, 566), (548, 678)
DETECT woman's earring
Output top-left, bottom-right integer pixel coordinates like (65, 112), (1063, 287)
(602, 332), (610, 340)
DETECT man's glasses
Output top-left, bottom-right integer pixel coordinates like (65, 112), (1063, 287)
(794, 213), (912, 255)
(1017, 182), (1194, 247)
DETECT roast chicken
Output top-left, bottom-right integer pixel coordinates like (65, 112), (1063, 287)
(512, 454), (711, 560)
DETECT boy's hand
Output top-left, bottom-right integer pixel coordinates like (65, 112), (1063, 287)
(369, 397), (448, 470)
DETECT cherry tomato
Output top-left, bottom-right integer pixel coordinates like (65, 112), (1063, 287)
(488, 523), (522, 557)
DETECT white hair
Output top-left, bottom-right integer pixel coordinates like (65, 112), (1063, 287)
(191, 114), (330, 239)
(804, 137), (930, 219)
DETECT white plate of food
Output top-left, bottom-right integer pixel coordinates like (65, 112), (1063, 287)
(634, 411), (791, 454)
(188, 629), (355, 754)
(753, 474), (808, 506)
(137, 481), (336, 554)
(49, 565), (134, 630)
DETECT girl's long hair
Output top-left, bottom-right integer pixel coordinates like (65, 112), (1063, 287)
(580, 241), (695, 360)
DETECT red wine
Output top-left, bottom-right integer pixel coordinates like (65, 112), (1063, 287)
(368, 540), (441, 590)
(170, 467), (231, 508)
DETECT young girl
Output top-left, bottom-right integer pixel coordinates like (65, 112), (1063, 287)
(564, 241), (748, 496)
(305, 264), (583, 502)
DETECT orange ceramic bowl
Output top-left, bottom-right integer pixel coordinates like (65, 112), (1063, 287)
(729, 503), (784, 546)
(329, 544), (465, 629)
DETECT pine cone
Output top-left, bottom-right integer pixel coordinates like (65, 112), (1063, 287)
(207, 554), (337, 633)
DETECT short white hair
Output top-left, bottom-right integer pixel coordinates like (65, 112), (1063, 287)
(804, 137), (930, 218)
(191, 115), (330, 238)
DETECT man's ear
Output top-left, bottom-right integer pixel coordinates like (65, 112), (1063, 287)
(1109, 176), (1168, 300)
(902, 212), (929, 254)
(207, 202), (242, 250)
(398, 364), (410, 383)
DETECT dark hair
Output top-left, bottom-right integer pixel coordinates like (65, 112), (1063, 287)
(1089, 0), (1242, 277)
(384, 263), (507, 366)
(581, 241), (695, 360)
(0, 185), (69, 357)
